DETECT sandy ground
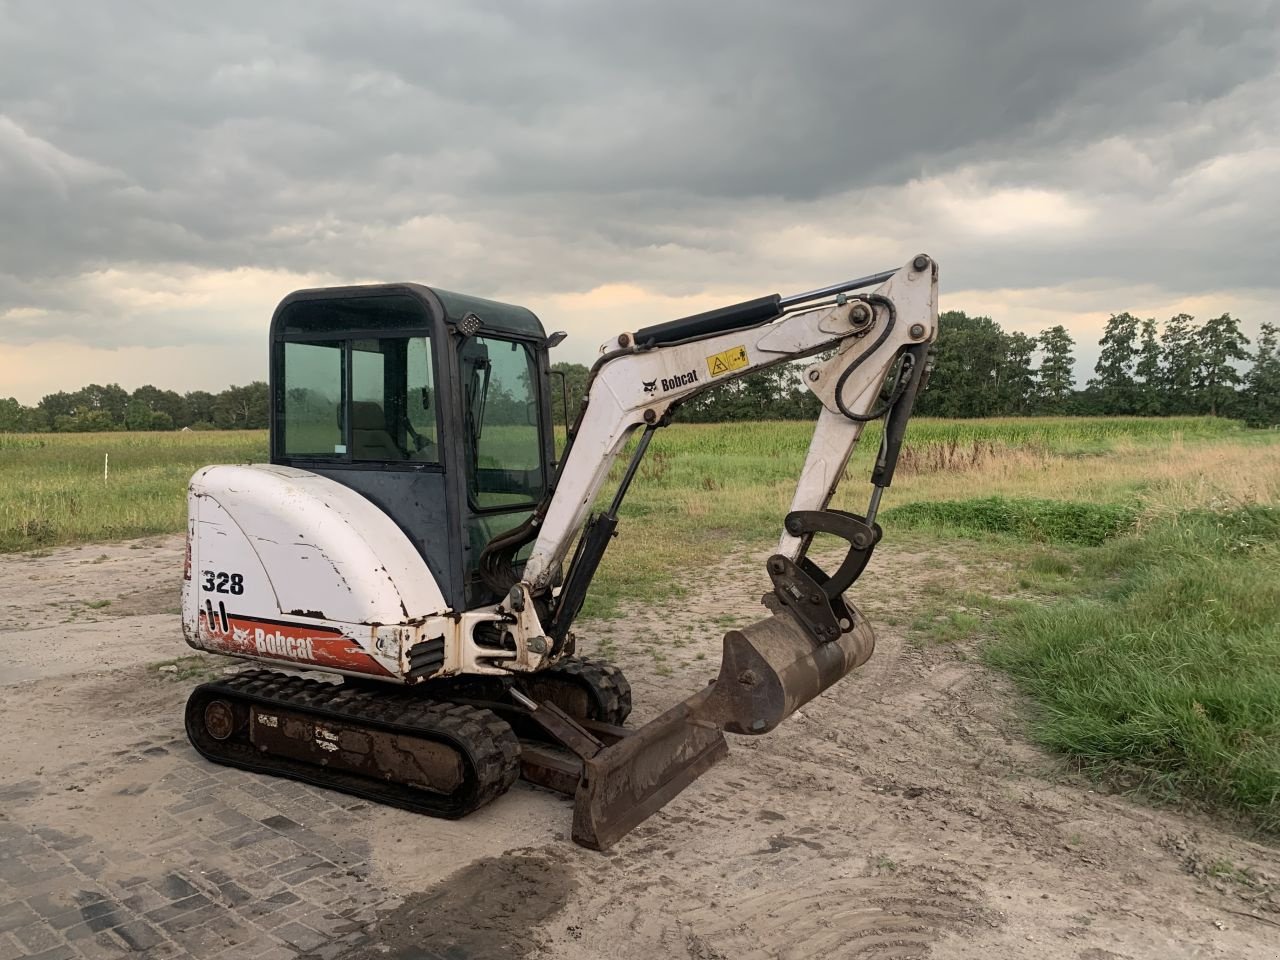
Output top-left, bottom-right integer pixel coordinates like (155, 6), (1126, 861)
(1, 535), (1278, 959)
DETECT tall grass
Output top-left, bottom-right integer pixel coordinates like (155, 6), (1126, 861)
(0, 416), (1261, 557)
(985, 507), (1280, 832)
(0, 431), (265, 551)
(0, 416), (1259, 555)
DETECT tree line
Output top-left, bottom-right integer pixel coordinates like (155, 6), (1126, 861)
(3, 309), (1277, 433)
(0, 382), (269, 432)
(548, 310), (1276, 426)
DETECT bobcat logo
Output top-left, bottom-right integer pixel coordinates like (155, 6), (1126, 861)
(642, 379), (658, 394)
(232, 625), (251, 646)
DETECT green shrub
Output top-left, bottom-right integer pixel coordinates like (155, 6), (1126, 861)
(883, 497), (1139, 545)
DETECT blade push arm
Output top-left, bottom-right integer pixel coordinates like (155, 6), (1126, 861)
(520, 255), (938, 592)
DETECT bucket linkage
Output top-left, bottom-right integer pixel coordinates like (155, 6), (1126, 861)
(515, 507), (882, 849)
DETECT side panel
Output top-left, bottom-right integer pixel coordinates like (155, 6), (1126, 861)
(182, 464), (453, 682)
(192, 464), (446, 623)
(307, 468), (461, 611)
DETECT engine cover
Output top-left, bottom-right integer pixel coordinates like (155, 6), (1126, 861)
(182, 464), (451, 682)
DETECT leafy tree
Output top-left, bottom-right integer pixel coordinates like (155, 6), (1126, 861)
(996, 331), (1037, 415)
(71, 384), (129, 424)
(124, 399), (154, 430)
(1160, 314), (1202, 414)
(1090, 312), (1141, 414)
(212, 382), (269, 429)
(914, 311), (1008, 418)
(0, 398), (24, 431)
(1034, 325), (1076, 410)
(1241, 323), (1280, 427)
(1196, 313), (1250, 417)
(38, 391), (77, 423)
(549, 361), (590, 427)
(1134, 317), (1163, 415)
(130, 385), (188, 428)
(184, 390), (218, 425)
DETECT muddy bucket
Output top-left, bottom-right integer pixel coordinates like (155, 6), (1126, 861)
(571, 605), (875, 849)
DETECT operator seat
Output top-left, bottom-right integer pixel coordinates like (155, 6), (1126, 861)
(350, 401), (403, 460)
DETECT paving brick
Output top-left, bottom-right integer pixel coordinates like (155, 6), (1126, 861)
(69, 930), (131, 960)
(290, 879), (335, 903)
(144, 894), (211, 925)
(226, 829), (277, 851)
(214, 882), (252, 908)
(171, 922), (227, 957)
(153, 874), (200, 901)
(0, 861), (37, 886)
(32, 830), (89, 854)
(12, 921), (62, 953)
(164, 797), (216, 815)
(198, 913), (260, 954)
(281, 864), (334, 887)
(67, 856), (108, 880)
(255, 901), (311, 932)
(236, 839), (298, 869)
(0, 932), (27, 960)
(112, 919), (166, 953)
(257, 816), (301, 834)
(0, 783), (42, 804)
(120, 886), (169, 915)
(24, 947), (76, 960)
(157, 904), (224, 937)
(272, 922), (326, 953)
(0, 901), (40, 934)
(268, 854), (326, 878)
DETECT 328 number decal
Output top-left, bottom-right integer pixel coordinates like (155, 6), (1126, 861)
(201, 570), (245, 595)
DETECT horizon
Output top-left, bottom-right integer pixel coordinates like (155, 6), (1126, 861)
(3, 1), (1278, 405)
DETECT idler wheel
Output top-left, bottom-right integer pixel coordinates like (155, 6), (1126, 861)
(203, 699), (238, 741)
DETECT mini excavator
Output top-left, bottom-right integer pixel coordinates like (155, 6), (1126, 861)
(182, 255), (939, 848)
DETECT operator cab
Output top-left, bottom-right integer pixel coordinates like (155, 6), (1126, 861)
(268, 285), (556, 610)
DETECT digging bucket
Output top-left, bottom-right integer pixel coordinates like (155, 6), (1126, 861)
(571, 605), (875, 849)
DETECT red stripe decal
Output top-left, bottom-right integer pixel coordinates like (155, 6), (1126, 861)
(199, 612), (393, 676)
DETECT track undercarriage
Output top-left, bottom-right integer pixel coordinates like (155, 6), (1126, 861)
(185, 657), (647, 843)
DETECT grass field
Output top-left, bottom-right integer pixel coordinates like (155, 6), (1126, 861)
(3, 416), (1279, 831)
(0, 416), (1250, 554)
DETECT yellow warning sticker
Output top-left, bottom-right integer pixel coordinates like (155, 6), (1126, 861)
(706, 344), (750, 378)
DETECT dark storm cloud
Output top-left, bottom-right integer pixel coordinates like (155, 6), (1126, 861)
(1, 0), (1278, 352)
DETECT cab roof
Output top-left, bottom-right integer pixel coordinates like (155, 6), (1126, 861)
(270, 283), (546, 341)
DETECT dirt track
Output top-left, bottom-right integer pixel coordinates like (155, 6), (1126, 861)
(1, 537), (1277, 959)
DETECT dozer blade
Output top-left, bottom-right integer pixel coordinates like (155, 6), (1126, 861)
(569, 605), (875, 850)
(572, 688), (727, 850)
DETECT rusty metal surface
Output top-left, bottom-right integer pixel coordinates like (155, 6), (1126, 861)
(567, 602), (873, 849)
(519, 745), (582, 796)
(572, 688), (729, 850)
(702, 605), (875, 735)
(248, 704), (465, 795)
(525, 701), (605, 761)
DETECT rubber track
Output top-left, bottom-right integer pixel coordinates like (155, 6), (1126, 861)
(519, 656), (633, 725)
(186, 670), (520, 818)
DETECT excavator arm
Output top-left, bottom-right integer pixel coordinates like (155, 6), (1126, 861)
(483, 255), (937, 638)
(481, 255), (939, 848)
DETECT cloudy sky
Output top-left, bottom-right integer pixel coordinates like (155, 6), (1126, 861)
(2, 0), (1278, 403)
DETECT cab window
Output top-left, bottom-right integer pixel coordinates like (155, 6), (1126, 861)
(280, 337), (439, 463)
(460, 336), (544, 507)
